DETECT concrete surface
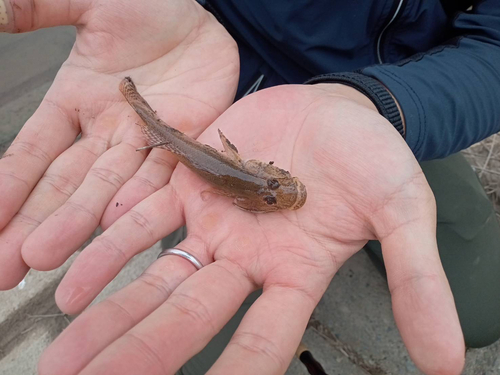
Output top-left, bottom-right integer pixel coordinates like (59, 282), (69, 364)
(1, 25), (499, 375)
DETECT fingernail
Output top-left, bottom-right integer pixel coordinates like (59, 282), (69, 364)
(61, 286), (89, 310)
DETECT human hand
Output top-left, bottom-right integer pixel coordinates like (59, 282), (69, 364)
(0, 0), (239, 289)
(38, 84), (465, 375)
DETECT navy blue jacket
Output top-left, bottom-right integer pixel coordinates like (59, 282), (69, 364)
(199, 0), (500, 161)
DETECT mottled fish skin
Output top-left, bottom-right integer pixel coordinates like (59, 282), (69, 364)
(119, 77), (307, 213)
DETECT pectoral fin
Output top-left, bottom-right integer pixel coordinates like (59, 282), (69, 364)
(200, 187), (237, 203)
(233, 197), (279, 213)
(202, 187), (236, 198)
(136, 141), (170, 151)
(218, 129), (242, 163)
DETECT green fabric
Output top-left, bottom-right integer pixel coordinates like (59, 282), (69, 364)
(366, 153), (500, 348)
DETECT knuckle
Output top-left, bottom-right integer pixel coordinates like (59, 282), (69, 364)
(92, 236), (128, 262)
(288, 285), (318, 307)
(100, 298), (135, 326)
(121, 140), (142, 151)
(230, 331), (286, 370)
(123, 332), (166, 373)
(389, 273), (440, 297)
(88, 167), (124, 190)
(0, 170), (30, 189)
(127, 209), (155, 239)
(72, 141), (100, 158)
(137, 272), (174, 300)
(266, 282), (318, 311)
(74, 135), (109, 158)
(130, 175), (162, 192)
(146, 155), (176, 173)
(166, 293), (217, 335)
(12, 211), (42, 228)
(207, 260), (251, 290)
(65, 200), (99, 224)
(9, 140), (52, 164)
(41, 173), (79, 199)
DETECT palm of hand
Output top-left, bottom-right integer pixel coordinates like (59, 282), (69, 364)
(171, 85), (385, 289)
(42, 85), (464, 375)
(175, 84), (424, 273)
(55, 0), (238, 130)
(0, 0), (238, 288)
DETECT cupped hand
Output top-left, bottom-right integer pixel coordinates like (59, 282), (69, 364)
(0, 0), (239, 288)
(39, 84), (465, 375)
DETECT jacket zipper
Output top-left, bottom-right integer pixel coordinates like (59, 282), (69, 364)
(376, 0), (406, 63)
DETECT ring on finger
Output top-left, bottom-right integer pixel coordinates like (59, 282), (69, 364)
(157, 248), (204, 270)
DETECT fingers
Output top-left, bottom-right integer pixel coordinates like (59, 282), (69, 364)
(54, 184), (185, 314)
(381, 222), (465, 375)
(208, 286), (317, 375)
(38, 244), (200, 375)
(0, 100), (79, 289)
(0, 136), (106, 290)
(0, 0), (90, 33)
(0, 100), (79, 231)
(20, 138), (145, 271)
(77, 259), (254, 375)
(100, 149), (177, 229)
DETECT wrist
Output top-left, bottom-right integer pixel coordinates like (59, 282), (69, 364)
(304, 72), (405, 139)
(314, 83), (379, 112)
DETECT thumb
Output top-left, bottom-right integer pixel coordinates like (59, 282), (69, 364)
(0, 0), (89, 33)
(378, 190), (465, 375)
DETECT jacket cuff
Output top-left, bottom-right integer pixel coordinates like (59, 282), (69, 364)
(304, 72), (405, 139)
(361, 66), (425, 158)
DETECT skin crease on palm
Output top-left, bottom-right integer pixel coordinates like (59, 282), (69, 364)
(0, 1), (465, 375)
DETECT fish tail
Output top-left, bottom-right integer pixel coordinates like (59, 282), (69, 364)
(120, 77), (177, 153)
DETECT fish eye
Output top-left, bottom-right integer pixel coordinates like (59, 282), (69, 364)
(264, 196), (277, 205)
(267, 179), (280, 190)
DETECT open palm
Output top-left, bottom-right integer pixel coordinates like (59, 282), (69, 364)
(0, 0), (239, 288)
(41, 84), (465, 375)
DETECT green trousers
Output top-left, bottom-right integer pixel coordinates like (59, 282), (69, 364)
(162, 153), (500, 374)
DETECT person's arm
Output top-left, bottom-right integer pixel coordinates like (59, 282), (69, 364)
(310, 1), (500, 161)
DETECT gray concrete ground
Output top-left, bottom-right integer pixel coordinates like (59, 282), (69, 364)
(1, 26), (499, 375)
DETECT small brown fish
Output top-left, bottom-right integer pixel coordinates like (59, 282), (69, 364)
(119, 77), (306, 213)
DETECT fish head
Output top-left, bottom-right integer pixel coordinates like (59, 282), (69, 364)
(234, 162), (307, 213)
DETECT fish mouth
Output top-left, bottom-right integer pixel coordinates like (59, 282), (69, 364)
(289, 177), (307, 210)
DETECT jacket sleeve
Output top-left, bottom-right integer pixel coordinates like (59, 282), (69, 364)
(361, 0), (500, 160)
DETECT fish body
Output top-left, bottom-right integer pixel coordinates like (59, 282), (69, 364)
(119, 77), (306, 213)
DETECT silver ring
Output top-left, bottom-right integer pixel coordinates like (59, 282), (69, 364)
(157, 248), (204, 270)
